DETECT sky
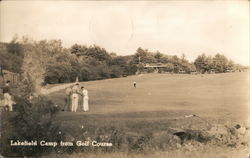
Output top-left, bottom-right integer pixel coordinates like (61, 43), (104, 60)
(0, 1), (249, 65)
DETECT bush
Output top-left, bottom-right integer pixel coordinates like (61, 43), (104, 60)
(0, 96), (63, 157)
(146, 68), (155, 73)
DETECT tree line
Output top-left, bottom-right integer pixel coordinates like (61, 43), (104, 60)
(0, 37), (246, 85)
(194, 53), (244, 73)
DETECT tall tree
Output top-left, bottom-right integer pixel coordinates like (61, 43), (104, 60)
(213, 54), (229, 73)
(154, 51), (163, 63)
(194, 54), (209, 73)
(6, 35), (24, 57)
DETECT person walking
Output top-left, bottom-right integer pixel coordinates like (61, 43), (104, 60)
(81, 86), (89, 112)
(71, 83), (80, 112)
(2, 80), (13, 111)
(133, 81), (137, 88)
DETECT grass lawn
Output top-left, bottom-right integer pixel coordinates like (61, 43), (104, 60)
(48, 72), (248, 125)
(44, 72), (249, 157)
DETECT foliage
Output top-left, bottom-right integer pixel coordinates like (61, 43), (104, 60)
(212, 54), (229, 73)
(0, 47), (23, 73)
(0, 96), (62, 157)
(70, 44), (88, 57)
(14, 73), (36, 99)
(1, 35), (245, 86)
(69, 44), (135, 81)
(162, 63), (175, 72)
(21, 41), (47, 93)
(194, 53), (240, 73)
(6, 35), (24, 57)
(134, 47), (157, 64)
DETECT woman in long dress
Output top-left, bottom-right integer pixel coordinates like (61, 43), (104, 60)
(81, 86), (89, 112)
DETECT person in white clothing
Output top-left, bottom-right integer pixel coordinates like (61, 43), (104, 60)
(71, 83), (80, 112)
(2, 80), (13, 111)
(81, 86), (89, 112)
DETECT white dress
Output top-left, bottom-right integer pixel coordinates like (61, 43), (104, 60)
(82, 89), (89, 111)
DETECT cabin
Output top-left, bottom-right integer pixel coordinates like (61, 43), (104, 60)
(226, 69), (234, 73)
(0, 69), (21, 88)
(190, 70), (198, 75)
(142, 64), (172, 73)
(178, 70), (186, 74)
(209, 69), (216, 74)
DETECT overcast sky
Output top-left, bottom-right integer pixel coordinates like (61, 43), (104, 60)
(0, 1), (249, 65)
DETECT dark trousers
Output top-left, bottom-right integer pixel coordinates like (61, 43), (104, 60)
(64, 95), (71, 111)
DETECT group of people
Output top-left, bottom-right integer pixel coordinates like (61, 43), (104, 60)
(64, 83), (89, 112)
(1, 80), (89, 113)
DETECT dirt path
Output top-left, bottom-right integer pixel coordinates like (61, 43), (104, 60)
(40, 82), (75, 95)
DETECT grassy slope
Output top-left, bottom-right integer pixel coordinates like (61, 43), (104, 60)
(48, 147), (250, 158)
(49, 72), (248, 125)
(46, 72), (249, 157)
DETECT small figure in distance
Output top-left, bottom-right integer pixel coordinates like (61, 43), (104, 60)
(133, 81), (136, 88)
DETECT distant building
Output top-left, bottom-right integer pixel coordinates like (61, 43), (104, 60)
(178, 70), (186, 74)
(242, 67), (249, 72)
(190, 71), (198, 75)
(209, 69), (216, 74)
(142, 63), (172, 73)
(226, 69), (234, 73)
(0, 69), (21, 87)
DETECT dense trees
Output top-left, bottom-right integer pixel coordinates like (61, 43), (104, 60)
(0, 41), (23, 73)
(69, 44), (135, 80)
(194, 53), (240, 73)
(194, 54), (210, 73)
(132, 48), (196, 73)
(0, 36), (246, 85)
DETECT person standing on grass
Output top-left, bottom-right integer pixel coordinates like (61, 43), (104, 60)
(2, 80), (13, 111)
(81, 86), (89, 112)
(133, 81), (137, 88)
(64, 87), (72, 111)
(71, 83), (80, 112)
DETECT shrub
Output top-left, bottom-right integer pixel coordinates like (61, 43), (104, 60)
(0, 96), (63, 157)
(146, 68), (155, 73)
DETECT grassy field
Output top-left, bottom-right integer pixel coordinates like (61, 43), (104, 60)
(49, 72), (248, 123)
(45, 72), (249, 157)
(46, 147), (250, 158)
